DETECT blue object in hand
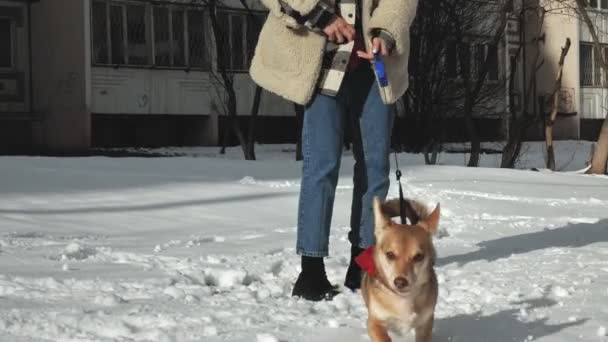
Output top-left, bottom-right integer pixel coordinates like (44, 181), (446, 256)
(373, 52), (388, 88)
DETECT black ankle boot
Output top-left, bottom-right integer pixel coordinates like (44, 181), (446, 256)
(344, 246), (364, 291)
(292, 256), (340, 301)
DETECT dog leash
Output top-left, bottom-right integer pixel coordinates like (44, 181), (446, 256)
(373, 51), (407, 225)
(393, 151), (407, 225)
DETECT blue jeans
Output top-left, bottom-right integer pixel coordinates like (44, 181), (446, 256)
(296, 67), (394, 257)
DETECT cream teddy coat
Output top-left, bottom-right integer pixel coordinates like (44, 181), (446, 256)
(249, 0), (418, 105)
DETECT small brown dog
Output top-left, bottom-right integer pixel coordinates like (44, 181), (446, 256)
(358, 196), (440, 342)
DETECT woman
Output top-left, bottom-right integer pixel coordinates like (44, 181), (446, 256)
(250, 0), (418, 301)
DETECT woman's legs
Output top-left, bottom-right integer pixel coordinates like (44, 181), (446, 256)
(344, 68), (394, 290)
(296, 93), (345, 257)
(293, 92), (345, 301)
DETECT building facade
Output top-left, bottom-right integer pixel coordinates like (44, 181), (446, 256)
(0, 0), (293, 153)
(0, 0), (605, 153)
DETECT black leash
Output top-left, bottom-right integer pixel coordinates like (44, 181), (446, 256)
(393, 151), (407, 225)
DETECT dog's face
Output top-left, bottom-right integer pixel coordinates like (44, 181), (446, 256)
(372, 197), (440, 295)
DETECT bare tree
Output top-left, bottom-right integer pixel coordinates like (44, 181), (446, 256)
(191, 0), (264, 160)
(404, 0), (515, 167)
(501, 3), (547, 168)
(545, 38), (571, 170)
(402, 0), (453, 162)
(207, 0), (249, 158)
(590, 117), (608, 173)
(540, 0), (608, 173)
(247, 84), (263, 160)
(452, 0), (512, 167)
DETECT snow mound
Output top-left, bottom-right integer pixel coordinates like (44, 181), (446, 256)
(163, 286), (186, 300)
(257, 333), (280, 342)
(203, 268), (253, 288)
(551, 286), (570, 298)
(203, 326), (218, 336)
(185, 235), (225, 247)
(240, 176), (298, 188)
(92, 292), (126, 306)
(62, 242), (96, 260)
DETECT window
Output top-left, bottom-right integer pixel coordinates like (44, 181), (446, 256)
(94, 2), (149, 66)
(92, 1), (109, 64)
(126, 4), (148, 65)
(109, 4), (125, 64)
(587, 0), (608, 9)
(153, 6), (187, 67)
(446, 42), (458, 78)
(91, 0), (211, 70)
(444, 41), (498, 81)
(458, 42), (471, 79)
(580, 43), (607, 87)
(153, 6), (170, 66)
(188, 9), (207, 68)
(476, 43), (498, 81)
(172, 8), (185, 66)
(580, 44), (591, 86)
(218, 10), (266, 71)
(0, 18), (13, 69)
(246, 12), (264, 62)
(487, 45), (499, 81)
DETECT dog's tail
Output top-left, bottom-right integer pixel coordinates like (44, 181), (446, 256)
(381, 198), (432, 225)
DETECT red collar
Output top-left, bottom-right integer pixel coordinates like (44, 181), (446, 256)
(355, 245), (376, 277)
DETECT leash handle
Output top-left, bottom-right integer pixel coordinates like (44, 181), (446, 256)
(373, 52), (389, 88)
(393, 152), (406, 224)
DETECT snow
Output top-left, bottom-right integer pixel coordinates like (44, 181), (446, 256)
(0, 142), (607, 341)
(257, 333), (280, 342)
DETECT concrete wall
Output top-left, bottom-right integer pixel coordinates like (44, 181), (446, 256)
(30, 0), (91, 153)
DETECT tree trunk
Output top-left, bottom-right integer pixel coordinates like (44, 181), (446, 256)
(575, 0), (608, 174)
(501, 115), (532, 168)
(209, 0), (247, 158)
(245, 86), (263, 160)
(294, 103), (304, 161)
(424, 140), (439, 165)
(545, 38), (571, 171)
(589, 116), (608, 174)
(464, 98), (481, 167)
(227, 85), (247, 157)
(500, 6), (547, 168)
(220, 117), (230, 155)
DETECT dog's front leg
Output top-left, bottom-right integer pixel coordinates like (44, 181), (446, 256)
(415, 314), (434, 342)
(368, 318), (391, 342)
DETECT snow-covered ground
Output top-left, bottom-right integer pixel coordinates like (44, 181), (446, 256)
(0, 142), (607, 342)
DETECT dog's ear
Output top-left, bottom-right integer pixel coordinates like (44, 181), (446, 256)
(373, 196), (391, 232)
(380, 198), (400, 218)
(404, 200), (420, 225)
(380, 199), (420, 225)
(418, 203), (440, 235)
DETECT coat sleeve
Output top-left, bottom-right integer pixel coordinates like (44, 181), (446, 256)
(258, 0), (335, 30)
(367, 0), (418, 55)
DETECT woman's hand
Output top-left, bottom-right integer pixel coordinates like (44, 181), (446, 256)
(356, 38), (388, 60)
(323, 16), (355, 44)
